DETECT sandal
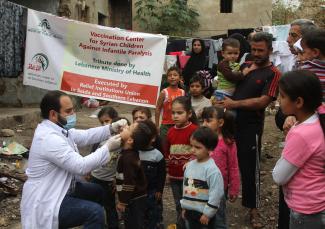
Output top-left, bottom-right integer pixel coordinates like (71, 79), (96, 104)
(249, 209), (263, 228)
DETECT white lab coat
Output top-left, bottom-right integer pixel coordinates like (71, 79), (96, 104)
(20, 120), (111, 229)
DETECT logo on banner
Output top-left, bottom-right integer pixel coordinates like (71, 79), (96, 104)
(27, 53), (49, 72)
(28, 18), (63, 39)
(39, 19), (51, 31)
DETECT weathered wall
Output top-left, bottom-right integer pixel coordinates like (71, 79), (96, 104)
(68, 0), (110, 25)
(191, 0), (272, 37)
(10, 0), (59, 15)
(132, 0), (272, 37)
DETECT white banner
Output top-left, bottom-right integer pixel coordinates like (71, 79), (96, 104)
(23, 9), (167, 107)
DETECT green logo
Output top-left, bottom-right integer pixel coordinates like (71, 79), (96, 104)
(39, 19), (51, 31)
(28, 53), (49, 72)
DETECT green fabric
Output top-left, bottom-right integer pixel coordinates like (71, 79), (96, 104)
(217, 62), (240, 90)
(159, 124), (174, 141)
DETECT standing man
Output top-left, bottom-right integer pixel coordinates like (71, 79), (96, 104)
(218, 32), (280, 228)
(276, 19), (317, 132)
(20, 90), (125, 229)
(287, 19), (316, 56)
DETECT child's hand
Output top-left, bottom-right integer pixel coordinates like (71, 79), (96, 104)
(200, 214), (210, 225)
(116, 202), (126, 212)
(242, 64), (257, 76)
(155, 192), (162, 201)
(283, 116), (296, 136)
(228, 194), (238, 202)
(181, 209), (186, 219)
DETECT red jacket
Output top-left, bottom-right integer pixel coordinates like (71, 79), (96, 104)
(165, 122), (198, 180)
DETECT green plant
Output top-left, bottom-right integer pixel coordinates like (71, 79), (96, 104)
(134, 0), (161, 32)
(134, 0), (200, 36)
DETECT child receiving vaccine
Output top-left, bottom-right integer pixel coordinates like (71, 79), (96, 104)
(116, 120), (158, 229)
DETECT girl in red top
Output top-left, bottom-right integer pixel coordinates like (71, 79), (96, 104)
(202, 106), (240, 228)
(165, 96), (198, 228)
(155, 67), (185, 141)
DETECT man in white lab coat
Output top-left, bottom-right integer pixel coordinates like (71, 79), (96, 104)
(20, 90), (124, 229)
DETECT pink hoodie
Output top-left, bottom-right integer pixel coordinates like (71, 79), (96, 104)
(210, 138), (240, 196)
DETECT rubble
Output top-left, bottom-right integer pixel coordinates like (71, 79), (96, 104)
(0, 129), (15, 137)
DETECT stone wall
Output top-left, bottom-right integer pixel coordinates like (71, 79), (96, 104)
(132, 0), (272, 37)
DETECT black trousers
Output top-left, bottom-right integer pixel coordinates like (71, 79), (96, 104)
(235, 125), (262, 209)
(124, 196), (147, 229)
(278, 187), (290, 229)
(185, 210), (216, 229)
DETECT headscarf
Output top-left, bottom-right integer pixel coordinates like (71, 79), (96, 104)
(182, 39), (207, 86)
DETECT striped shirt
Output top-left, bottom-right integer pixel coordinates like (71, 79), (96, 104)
(300, 59), (325, 101)
(180, 158), (224, 218)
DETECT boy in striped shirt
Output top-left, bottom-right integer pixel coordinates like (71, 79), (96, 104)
(300, 28), (325, 101)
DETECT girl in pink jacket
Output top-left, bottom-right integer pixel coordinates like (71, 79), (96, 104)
(202, 106), (240, 227)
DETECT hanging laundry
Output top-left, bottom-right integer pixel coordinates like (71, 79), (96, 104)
(0, 0), (26, 77)
(270, 41), (295, 73)
(262, 24), (290, 41)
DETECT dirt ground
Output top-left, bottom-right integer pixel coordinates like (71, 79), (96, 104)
(0, 103), (283, 229)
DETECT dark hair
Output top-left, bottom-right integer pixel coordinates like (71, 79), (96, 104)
(132, 119), (157, 150)
(132, 106), (152, 119)
(191, 126), (218, 150)
(112, 116), (131, 126)
(172, 96), (198, 125)
(97, 106), (118, 119)
(279, 70), (325, 135)
(301, 28), (325, 56)
(201, 106), (235, 143)
(167, 66), (181, 76)
(189, 74), (205, 88)
(40, 90), (68, 119)
(192, 39), (206, 54)
(250, 32), (273, 50)
(222, 38), (240, 51)
(229, 33), (251, 60)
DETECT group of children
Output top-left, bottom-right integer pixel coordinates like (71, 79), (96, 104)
(86, 28), (325, 229)
(91, 95), (240, 229)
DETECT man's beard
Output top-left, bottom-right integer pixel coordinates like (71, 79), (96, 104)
(253, 56), (269, 66)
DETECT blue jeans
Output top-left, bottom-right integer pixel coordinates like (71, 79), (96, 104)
(58, 182), (105, 229)
(145, 190), (163, 229)
(184, 210), (216, 229)
(290, 209), (325, 229)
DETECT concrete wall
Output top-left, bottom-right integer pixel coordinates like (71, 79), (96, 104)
(10, 0), (59, 15)
(191, 0), (272, 37)
(69, 0), (110, 25)
(132, 0), (272, 37)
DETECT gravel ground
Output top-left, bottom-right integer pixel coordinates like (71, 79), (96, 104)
(0, 104), (282, 229)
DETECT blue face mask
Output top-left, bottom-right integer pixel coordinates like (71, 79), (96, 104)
(63, 113), (77, 130)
